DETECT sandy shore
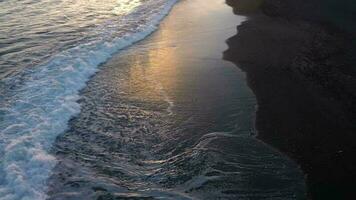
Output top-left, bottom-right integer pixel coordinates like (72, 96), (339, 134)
(223, 0), (356, 199)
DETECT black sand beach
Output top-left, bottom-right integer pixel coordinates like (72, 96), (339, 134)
(5, 0), (355, 199)
(224, 0), (356, 199)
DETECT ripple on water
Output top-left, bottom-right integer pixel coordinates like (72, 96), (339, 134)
(46, 45), (306, 199)
(0, 1), (178, 199)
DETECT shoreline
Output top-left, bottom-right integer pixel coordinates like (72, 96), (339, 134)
(223, 0), (356, 199)
(45, 0), (307, 199)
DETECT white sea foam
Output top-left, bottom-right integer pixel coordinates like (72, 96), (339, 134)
(0, 0), (178, 199)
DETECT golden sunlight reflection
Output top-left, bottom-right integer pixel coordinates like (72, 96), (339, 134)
(126, 29), (179, 105)
(121, 0), (238, 106)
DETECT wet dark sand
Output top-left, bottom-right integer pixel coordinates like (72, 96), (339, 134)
(223, 0), (356, 199)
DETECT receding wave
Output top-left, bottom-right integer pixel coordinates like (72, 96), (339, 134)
(0, 0), (177, 199)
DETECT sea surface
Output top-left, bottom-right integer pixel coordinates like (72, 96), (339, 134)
(0, 0), (305, 199)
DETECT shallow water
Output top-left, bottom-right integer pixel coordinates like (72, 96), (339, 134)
(47, 0), (306, 199)
(0, 0), (177, 199)
(1, 0), (306, 199)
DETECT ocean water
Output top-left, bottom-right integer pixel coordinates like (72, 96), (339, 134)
(0, 0), (177, 199)
(0, 0), (306, 199)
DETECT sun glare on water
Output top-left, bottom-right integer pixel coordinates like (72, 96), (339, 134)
(113, 0), (142, 15)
